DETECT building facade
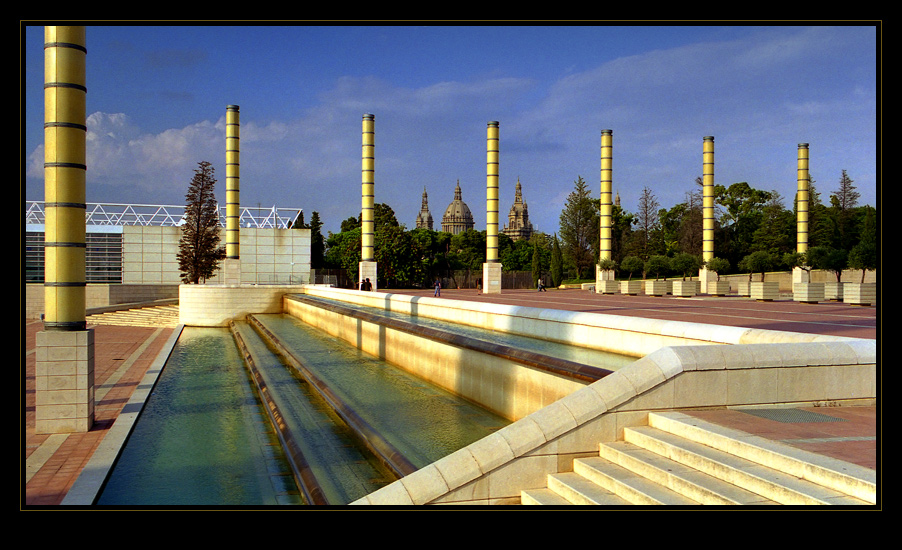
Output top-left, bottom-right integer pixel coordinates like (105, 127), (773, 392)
(25, 202), (311, 286)
(502, 179), (534, 241)
(441, 181), (475, 235)
(415, 187), (434, 230)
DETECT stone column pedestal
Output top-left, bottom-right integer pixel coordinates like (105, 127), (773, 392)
(699, 266), (717, 294)
(358, 261), (378, 291)
(482, 262), (502, 294)
(34, 329), (94, 434)
(223, 258), (242, 285)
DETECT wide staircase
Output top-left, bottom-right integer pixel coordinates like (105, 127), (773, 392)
(521, 411), (875, 506)
(86, 304), (180, 327)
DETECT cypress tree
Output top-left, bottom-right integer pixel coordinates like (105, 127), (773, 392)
(177, 161), (224, 283)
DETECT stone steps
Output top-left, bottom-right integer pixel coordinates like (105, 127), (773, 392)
(87, 305), (180, 327)
(522, 411), (875, 506)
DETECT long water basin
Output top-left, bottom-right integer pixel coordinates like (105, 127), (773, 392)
(231, 320), (397, 504)
(251, 313), (512, 471)
(96, 327), (302, 506)
(287, 293), (637, 373)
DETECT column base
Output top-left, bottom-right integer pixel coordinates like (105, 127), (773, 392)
(359, 261), (378, 291)
(698, 266), (717, 294)
(596, 267), (617, 293)
(482, 262), (502, 294)
(34, 329), (95, 434)
(223, 258), (242, 285)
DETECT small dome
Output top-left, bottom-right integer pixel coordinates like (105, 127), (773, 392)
(441, 181), (475, 234)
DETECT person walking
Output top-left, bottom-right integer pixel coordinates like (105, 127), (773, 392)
(537, 278), (547, 292)
(434, 278), (442, 297)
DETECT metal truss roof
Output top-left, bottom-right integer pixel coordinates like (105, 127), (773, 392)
(25, 201), (302, 229)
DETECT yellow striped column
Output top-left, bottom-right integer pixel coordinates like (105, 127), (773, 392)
(483, 121), (502, 294)
(225, 105), (240, 260)
(358, 114), (377, 289)
(37, 25), (94, 433)
(44, 26), (87, 331)
(702, 136), (715, 263)
(361, 114), (375, 262)
(485, 121), (500, 263)
(797, 143), (810, 254)
(595, 129), (616, 291)
(599, 129), (613, 262)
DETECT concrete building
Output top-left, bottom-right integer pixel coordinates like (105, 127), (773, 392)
(25, 201), (311, 316)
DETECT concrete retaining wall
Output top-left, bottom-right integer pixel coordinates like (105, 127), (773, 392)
(352, 339), (876, 505)
(179, 284), (308, 327)
(298, 286), (857, 359)
(283, 295), (588, 422)
(287, 287), (874, 506)
(25, 283), (179, 320)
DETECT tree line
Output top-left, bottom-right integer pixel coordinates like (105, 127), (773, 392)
(556, 169), (877, 283)
(177, 160), (875, 288)
(318, 203), (560, 289)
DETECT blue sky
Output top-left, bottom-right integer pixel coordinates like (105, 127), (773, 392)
(23, 24), (879, 236)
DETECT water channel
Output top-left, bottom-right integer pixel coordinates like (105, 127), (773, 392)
(96, 296), (635, 506)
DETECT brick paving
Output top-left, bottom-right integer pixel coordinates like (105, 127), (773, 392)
(24, 321), (174, 506)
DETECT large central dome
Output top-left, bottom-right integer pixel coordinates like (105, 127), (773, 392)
(441, 180), (475, 235)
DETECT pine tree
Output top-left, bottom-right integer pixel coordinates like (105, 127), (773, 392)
(309, 211), (325, 269)
(635, 186), (661, 259)
(830, 170), (861, 251)
(177, 161), (224, 283)
(550, 234), (564, 287)
(559, 176), (596, 279)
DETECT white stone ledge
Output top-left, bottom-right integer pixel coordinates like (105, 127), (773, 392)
(352, 338), (876, 505)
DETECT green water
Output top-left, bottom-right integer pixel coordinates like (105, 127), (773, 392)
(96, 327), (302, 506)
(231, 320), (398, 504)
(255, 314), (512, 469)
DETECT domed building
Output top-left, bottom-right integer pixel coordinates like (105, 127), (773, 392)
(415, 187), (433, 230)
(441, 180), (475, 235)
(502, 178), (534, 241)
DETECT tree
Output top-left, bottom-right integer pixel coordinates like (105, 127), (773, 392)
(309, 211), (325, 269)
(752, 190), (795, 257)
(847, 207), (877, 284)
(830, 170), (861, 251)
(715, 182), (772, 267)
(635, 186), (661, 259)
(177, 161), (224, 283)
(531, 244), (541, 286)
(670, 252), (700, 281)
(739, 250), (774, 282)
(340, 216), (360, 232)
(559, 176), (597, 279)
(294, 210), (307, 229)
(848, 242), (877, 283)
(550, 234), (564, 287)
(804, 246), (847, 282)
(645, 255), (670, 281)
(323, 225), (362, 281)
(660, 190), (703, 258)
(620, 256), (644, 281)
(705, 257), (730, 281)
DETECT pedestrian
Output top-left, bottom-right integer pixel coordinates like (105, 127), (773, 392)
(537, 279), (546, 292)
(365, 278), (372, 291)
(434, 278), (441, 297)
